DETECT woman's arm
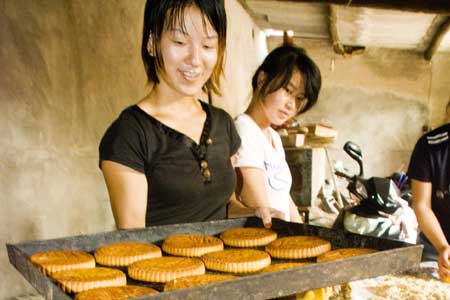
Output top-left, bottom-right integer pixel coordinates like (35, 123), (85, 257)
(227, 156), (255, 218)
(227, 193), (255, 218)
(237, 167), (285, 227)
(289, 196), (303, 223)
(411, 179), (450, 278)
(101, 160), (148, 229)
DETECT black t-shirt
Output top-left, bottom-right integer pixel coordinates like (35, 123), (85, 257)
(407, 123), (450, 242)
(99, 101), (241, 226)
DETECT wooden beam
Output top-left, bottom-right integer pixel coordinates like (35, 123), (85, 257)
(424, 16), (450, 61)
(328, 5), (344, 54)
(275, 0), (450, 14)
(283, 30), (295, 45)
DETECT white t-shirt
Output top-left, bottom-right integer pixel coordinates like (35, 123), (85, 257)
(234, 114), (292, 221)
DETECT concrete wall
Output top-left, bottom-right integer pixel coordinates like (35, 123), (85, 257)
(0, 1), (261, 299)
(268, 37), (450, 178)
(218, 0), (265, 115)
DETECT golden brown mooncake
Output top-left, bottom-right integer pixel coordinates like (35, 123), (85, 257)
(52, 267), (126, 293)
(220, 227), (277, 247)
(164, 274), (237, 291)
(201, 249), (271, 274)
(162, 234), (223, 257)
(260, 262), (311, 273)
(316, 248), (378, 262)
(29, 250), (95, 275)
(128, 257), (205, 283)
(94, 242), (161, 267)
(265, 236), (331, 259)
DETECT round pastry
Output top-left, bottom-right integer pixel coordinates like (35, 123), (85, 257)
(265, 236), (331, 259)
(128, 257), (205, 283)
(74, 285), (158, 300)
(162, 234), (223, 257)
(316, 248), (378, 262)
(52, 267), (126, 293)
(164, 274), (236, 291)
(201, 249), (271, 274)
(220, 227), (277, 247)
(260, 262), (311, 273)
(29, 250), (95, 275)
(94, 242), (162, 267)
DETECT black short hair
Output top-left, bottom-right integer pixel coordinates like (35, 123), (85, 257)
(251, 45), (322, 114)
(141, 0), (227, 95)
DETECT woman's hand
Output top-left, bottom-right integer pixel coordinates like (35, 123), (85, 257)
(227, 196), (285, 228)
(254, 206), (285, 228)
(412, 179), (450, 279)
(236, 167), (286, 228)
(438, 245), (450, 280)
(289, 197), (303, 223)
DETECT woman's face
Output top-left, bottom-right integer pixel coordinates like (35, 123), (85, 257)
(262, 70), (305, 126)
(157, 5), (219, 98)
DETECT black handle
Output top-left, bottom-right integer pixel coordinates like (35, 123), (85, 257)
(344, 141), (364, 177)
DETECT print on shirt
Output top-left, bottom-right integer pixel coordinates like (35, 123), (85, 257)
(427, 131), (449, 145)
(264, 160), (291, 191)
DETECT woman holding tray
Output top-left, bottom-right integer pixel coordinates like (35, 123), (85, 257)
(99, 0), (240, 228)
(232, 45), (322, 228)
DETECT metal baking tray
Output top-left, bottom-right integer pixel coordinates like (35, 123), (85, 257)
(6, 217), (422, 300)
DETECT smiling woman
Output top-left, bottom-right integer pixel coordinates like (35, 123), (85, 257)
(99, 0), (241, 229)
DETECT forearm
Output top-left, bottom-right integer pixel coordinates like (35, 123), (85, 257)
(227, 193), (255, 218)
(411, 179), (449, 250)
(238, 168), (271, 208)
(240, 188), (270, 208)
(112, 207), (146, 229)
(289, 197), (303, 223)
(414, 205), (449, 251)
(416, 205), (450, 279)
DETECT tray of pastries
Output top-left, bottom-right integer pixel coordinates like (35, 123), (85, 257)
(6, 217), (423, 300)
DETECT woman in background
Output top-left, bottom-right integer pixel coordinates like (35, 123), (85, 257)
(99, 0), (240, 228)
(408, 98), (450, 280)
(233, 45), (321, 228)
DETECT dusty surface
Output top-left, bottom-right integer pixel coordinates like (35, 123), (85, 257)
(330, 262), (450, 300)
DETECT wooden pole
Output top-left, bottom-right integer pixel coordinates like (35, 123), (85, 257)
(283, 30), (295, 46)
(329, 5), (345, 55)
(424, 16), (450, 61)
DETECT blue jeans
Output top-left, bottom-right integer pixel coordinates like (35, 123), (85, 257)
(418, 232), (439, 261)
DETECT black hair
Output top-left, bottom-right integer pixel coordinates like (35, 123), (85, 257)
(251, 45), (322, 114)
(141, 0), (227, 95)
